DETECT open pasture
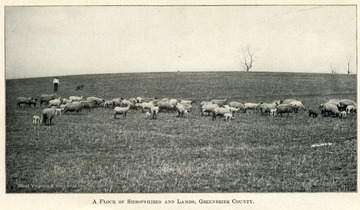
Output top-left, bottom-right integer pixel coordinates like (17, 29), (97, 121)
(6, 71), (357, 192)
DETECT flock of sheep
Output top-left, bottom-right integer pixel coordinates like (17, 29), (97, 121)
(16, 93), (357, 126)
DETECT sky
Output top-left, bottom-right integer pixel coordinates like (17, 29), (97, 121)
(5, 5), (357, 79)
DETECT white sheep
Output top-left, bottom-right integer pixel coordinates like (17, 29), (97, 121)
(141, 101), (154, 112)
(346, 105), (356, 114)
(339, 111), (347, 118)
(244, 102), (263, 113)
(224, 113), (234, 121)
(184, 110), (189, 118)
(150, 106), (159, 119)
(69, 96), (83, 101)
(55, 108), (62, 116)
(270, 108), (277, 116)
(114, 104), (131, 119)
(145, 111), (151, 119)
(32, 115), (41, 125)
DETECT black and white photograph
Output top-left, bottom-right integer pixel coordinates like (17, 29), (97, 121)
(1, 1), (359, 209)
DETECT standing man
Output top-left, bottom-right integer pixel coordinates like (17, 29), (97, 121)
(53, 77), (59, 93)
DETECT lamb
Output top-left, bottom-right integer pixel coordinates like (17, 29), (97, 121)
(69, 96), (83, 102)
(224, 113), (234, 121)
(229, 101), (245, 113)
(184, 110), (189, 118)
(41, 106), (56, 125)
(32, 115), (41, 125)
(201, 104), (219, 116)
(55, 108), (62, 116)
(17, 97), (37, 108)
(339, 111), (347, 118)
(244, 102), (263, 113)
(136, 97), (143, 103)
(114, 104), (131, 119)
(63, 102), (84, 114)
(270, 108), (277, 116)
(145, 111), (151, 119)
(39, 94), (56, 106)
(150, 106), (160, 119)
(211, 99), (227, 107)
(276, 104), (295, 116)
(212, 107), (231, 120)
(346, 105), (356, 114)
(308, 109), (318, 117)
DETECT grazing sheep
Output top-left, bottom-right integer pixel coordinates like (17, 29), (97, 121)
(55, 108), (62, 116)
(212, 107), (231, 120)
(120, 99), (134, 108)
(201, 104), (219, 116)
(87, 96), (104, 106)
(259, 102), (280, 115)
(141, 101), (154, 113)
(32, 115), (41, 125)
(40, 94), (56, 106)
(157, 101), (174, 112)
(346, 105), (356, 114)
(339, 111), (347, 118)
(17, 97), (37, 108)
(61, 98), (72, 104)
(114, 104), (131, 119)
(244, 102), (263, 113)
(308, 109), (318, 117)
(150, 106), (160, 119)
(282, 99), (298, 104)
(48, 98), (62, 107)
(80, 100), (95, 112)
(338, 99), (357, 111)
(103, 100), (114, 108)
(200, 101), (212, 106)
(69, 96), (83, 102)
(180, 100), (195, 105)
(211, 99), (227, 107)
(176, 104), (186, 117)
(327, 99), (341, 108)
(270, 108), (277, 116)
(229, 101), (245, 113)
(169, 99), (178, 107)
(276, 104), (295, 116)
(319, 103), (340, 117)
(41, 106), (56, 125)
(63, 102), (84, 114)
(145, 111), (151, 119)
(224, 113), (234, 121)
(289, 100), (306, 112)
(141, 97), (155, 103)
(224, 105), (239, 115)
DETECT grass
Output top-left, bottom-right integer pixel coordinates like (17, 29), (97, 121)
(5, 71), (357, 193)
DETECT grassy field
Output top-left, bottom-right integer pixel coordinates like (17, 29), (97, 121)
(6, 71), (357, 193)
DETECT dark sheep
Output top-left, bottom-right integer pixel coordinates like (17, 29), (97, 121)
(308, 109), (318, 117)
(276, 104), (295, 116)
(40, 94), (56, 106)
(17, 97), (37, 108)
(64, 102), (84, 114)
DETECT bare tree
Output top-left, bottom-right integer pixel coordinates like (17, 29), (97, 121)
(345, 55), (352, 74)
(240, 46), (257, 72)
(329, 64), (338, 74)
